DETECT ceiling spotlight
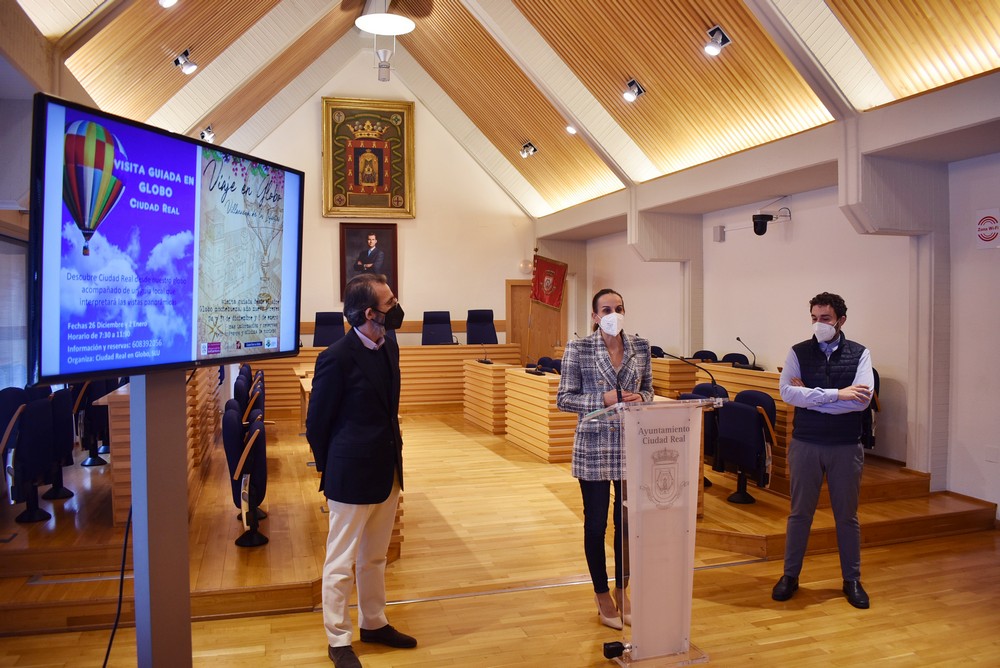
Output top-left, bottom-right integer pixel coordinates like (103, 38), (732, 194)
(622, 79), (645, 102)
(519, 142), (537, 159)
(158, 0), (178, 7)
(704, 25), (731, 56)
(173, 49), (197, 75)
(355, 0), (415, 36)
(200, 125), (215, 143)
(565, 125), (577, 134)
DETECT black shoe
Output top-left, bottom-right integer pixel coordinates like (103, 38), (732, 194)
(328, 645), (362, 668)
(842, 580), (870, 609)
(360, 624), (417, 648)
(771, 575), (799, 601)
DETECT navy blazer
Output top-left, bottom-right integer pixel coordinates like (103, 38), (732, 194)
(306, 328), (403, 504)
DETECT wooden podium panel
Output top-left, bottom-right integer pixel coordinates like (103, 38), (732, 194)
(399, 344), (520, 412)
(504, 368), (576, 463)
(252, 343), (522, 421)
(463, 360), (512, 434)
(651, 358), (700, 398)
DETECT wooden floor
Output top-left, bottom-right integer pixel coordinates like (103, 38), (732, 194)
(1, 412), (998, 666)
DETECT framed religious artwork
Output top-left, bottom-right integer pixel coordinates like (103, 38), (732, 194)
(340, 222), (399, 300)
(322, 97), (415, 218)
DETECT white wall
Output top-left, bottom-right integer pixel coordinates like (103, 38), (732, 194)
(584, 233), (684, 345)
(582, 187), (912, 463)
(948, 153), (1000, 513)
(248, 51), (532, 342)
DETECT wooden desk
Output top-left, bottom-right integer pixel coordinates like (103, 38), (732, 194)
(504, 368), (576, 463)
(651, 358), (700, 398)
(251, 344), (522, 421)
(92, 368), (221, 526)
(463, 360), (513, 434)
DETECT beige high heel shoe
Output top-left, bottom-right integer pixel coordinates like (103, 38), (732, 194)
(613, 588), (632, 626)
(595, 593), (623, 630)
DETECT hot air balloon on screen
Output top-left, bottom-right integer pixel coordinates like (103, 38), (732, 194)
(63, 120), (127, 255)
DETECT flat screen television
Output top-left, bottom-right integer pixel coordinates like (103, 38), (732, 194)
(27, 93), (304, 384)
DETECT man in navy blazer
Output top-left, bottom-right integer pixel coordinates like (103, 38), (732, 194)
(306, 273), (415, 668)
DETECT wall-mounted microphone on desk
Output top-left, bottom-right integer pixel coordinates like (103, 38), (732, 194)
(735, 336), (764, 371)
(477, 342), (493, 364)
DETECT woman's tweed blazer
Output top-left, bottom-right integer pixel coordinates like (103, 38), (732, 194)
(556, 329), (654, 481)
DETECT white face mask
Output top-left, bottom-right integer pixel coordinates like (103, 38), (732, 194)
(813, 321), (837, 343)
(599, 312), (625, 337)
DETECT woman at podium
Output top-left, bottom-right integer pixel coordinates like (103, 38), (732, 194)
(557, 288), (654, 629)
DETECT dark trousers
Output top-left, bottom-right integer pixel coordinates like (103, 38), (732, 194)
(783, 438), (864, 581)
(579, 479), (628, 593)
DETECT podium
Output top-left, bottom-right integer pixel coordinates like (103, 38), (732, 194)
(590, 399), (713, 665)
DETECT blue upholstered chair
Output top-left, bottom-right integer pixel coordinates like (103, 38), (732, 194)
(717, 389), (776, 504)
(466, 309), (498, 345)
(421, 311), (455, 345)
(689, 350), (718, 362)
(721, 352), (749, 366)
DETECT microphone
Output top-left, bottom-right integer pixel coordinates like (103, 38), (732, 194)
(477, 342), (493, 364)
(661, 350), (719, 400)
(735, 336), (764, 371)
(573, 332), (580, 339)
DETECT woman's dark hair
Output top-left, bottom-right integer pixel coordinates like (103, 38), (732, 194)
(344, 274), (387, 327)
(591, 288), (624, 331)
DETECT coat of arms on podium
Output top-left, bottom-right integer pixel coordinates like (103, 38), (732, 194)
(644, 448), (682, 508)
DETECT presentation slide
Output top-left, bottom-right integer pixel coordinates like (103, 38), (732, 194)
(38, 101), (301, 379)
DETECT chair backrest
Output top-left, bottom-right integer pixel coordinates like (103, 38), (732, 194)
(718, 400), (765, 473)
(50, 388), (75, 464)
(692, 382), (728, 399)
(650, 346), (665, 358)
(690, 349), (718, 362)
(15, 397), (55, 483)
(721, 352), (749, 366)
(421, 311), (454, 345)
(466, 309), (498, 345)
(25, 385), (52, 402)
(1, 386), (28, 457)
(313, 311), (346, 347)
(221, 406), (246, 509)
(861, 367), (881, 448)
(734, 390), (776, 434)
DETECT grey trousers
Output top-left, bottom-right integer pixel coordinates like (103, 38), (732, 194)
(783, 437), (864, 581)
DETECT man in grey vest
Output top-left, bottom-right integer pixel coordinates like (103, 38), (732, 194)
(771, 292), (874, 609)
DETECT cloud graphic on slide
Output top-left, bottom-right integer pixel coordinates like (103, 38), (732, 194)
(141, 231), (194, 346)
(61, 222), (139, 323)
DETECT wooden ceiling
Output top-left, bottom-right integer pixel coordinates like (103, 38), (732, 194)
(11, 0), (1000, 217)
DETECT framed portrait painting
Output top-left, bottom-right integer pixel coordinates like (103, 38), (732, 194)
(340, 223), (398, 300)
(322, 97), (415, 218)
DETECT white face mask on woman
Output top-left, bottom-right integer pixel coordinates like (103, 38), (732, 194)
(812, 321), (837, 343)
(599, 312), (625, 337)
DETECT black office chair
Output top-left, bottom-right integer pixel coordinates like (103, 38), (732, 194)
(717, 389), (776, 504)
(721, 352), (749, 366)
(221, 404), (268, 547)
(861, 367), (881, 450)
(466, 309), (498, 345)
(650, 346), (665, 358)
(692, 382), (728, 472)
(42, 388), (75, 501)
(313, 311), (346, 347)
(9, 397), (55, 522)
(421, 311), (455, 345)
(690, 350), (718, 362)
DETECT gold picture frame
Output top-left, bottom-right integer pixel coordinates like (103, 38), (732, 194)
(322, 97), (415, 218)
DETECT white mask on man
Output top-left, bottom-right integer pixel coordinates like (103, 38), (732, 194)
(812, 322), (837, 343)
(599, 312), (625, 337)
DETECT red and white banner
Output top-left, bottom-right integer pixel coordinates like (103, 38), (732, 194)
(976, 209), (1000, 249)
(530, 254), (567, 309)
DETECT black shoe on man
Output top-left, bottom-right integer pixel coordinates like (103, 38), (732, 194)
(771, 575), (799, 601)
(842, 580), (870, 609)
(328, 645), (362, 668)
(360, 624), (417, 648)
